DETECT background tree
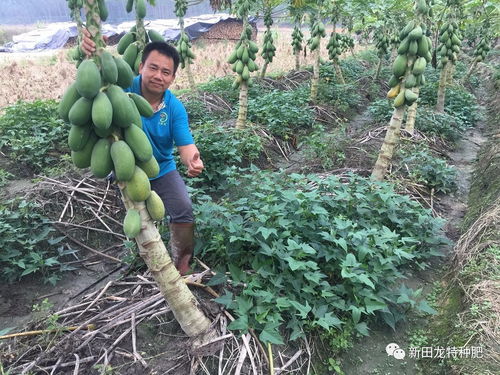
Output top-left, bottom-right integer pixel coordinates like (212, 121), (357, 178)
(435, 0), (462, 113)
(175, 0), (197, 91)
(290, 9), (304, 70)
(227, 0), (259, 128)
(372, 0), (433, 181)
(260, 0), (278, 78)
(307, 2), (326, 102)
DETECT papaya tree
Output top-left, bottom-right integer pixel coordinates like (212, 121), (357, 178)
(404, 0), (434, 134)
(373, 26), (391, 80)
(227, 0), (259, 129)
(59, 0), (213, 341)
(325, 0), (346, 84)
(435, 0), (463, 113)
(260, 1), (278, 78)
(464, 36), (491, 80)
(307, 2), (326, 102)
(175, 0), (197, 90)
(290, 10), (304, 70)
(372, 0), (433, 181)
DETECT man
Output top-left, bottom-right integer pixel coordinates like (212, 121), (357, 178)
(81, 33), (204, 275)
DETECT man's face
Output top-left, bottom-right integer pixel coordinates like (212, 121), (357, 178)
(139, 50), (176, 96)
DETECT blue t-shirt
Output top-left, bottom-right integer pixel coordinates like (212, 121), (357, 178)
(126, 75), (194, 179)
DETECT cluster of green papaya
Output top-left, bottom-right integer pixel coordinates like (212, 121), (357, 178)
(387, 19), (432, 107)
(374, 32), (391, 57)
(308, 20), (326, 51)
(473, 38), (490, 62)
(338, 34), (354, 52)
(126, 0), (146, 17)
(176, 32), (195, 70)
(437, 22), (462, 68)
(58, 52), (165, 239)
(174, 0), (188, 17)
(291, 24), (304, 54)
(390, 34), (400, 50)
(261, 9), (276, 64)
(116, 26), (164, 73)
(228, 26), (259, 88)
(326, 32), (343, 61)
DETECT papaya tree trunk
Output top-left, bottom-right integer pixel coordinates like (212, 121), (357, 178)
(334, 61), (346, 84)
(260, 60), (269, 78)
(464, 60), (477, 81)
(371, 56), (414, 181)
(446, 63), (455, 85)
(236, 80), (249, 129)
(436, 61), (450, 113)
(404, 86), (420, 135)
(178, 18), (196, 91)
(295, 52), (300, 70)
(371, 105), (406, 181)
(121, 190), (212, 338)
(310, 48), (320, 102)
(374, 58), (383, 80)
(185, 60), (196, 91)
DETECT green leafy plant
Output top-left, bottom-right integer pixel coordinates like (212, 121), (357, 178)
(0, 199), (76, 285)
(302, 123), (348, 170)
(181, 122), (263, 191)
(0, 168), (14, 188)
(317, 82), (363, 113)
(246, 86), (314, 137)
(0, 100), (68, 174)
(398, 148), (458, 193)
(414, 107), (466, 143)
(194, 170), (447, 343)
(368, 99), (393, 123)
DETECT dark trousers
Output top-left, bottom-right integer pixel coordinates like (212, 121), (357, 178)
(150, 170), (194, 223)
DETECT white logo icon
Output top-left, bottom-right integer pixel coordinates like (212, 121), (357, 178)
(386, 343), (406, 360)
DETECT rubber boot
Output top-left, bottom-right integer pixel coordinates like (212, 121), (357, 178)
(169, 222), (195, 276)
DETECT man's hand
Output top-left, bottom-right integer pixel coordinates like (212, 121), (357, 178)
(80, 28), (108, 57)
(178, 144), (204, 177)
(187, 152), (204, 177)
(80, 28), (96, 57)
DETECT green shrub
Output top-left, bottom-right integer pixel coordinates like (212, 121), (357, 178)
(183, 122), (263, 190)
(197, 77), (240, 104)
(414, 107), (465, 142)
(418, 78), (481, 128)
(368, 99), (393, 123)
(398, 148), (458, 193)
(247, 86), (315, 137)
(317, 82), (363, 113)
(0, 199), (75, 285)
(302, 123), (348, 169)
(0, 100), (67, 174)
(195, 171), (447, 342)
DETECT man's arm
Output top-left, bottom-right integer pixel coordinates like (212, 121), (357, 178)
(178, 144), (204, 177)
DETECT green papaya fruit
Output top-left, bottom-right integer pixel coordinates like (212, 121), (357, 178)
(71, 132), (98, 168)
(146, 191), (165, 221)
(100, 50), (118, 84)
(123, 208), (141, 238)
(111, 140), (135, 181)
(58, 82), (81, 122)
(129, 93), (154, 118)
(136, 156), (160, 178)
(76, 59), (101, 99)
(90, 138), (113, 178)
(124, 124), (153, 162)
(68, 124), (92, 152)
(69, 97), (93, 126)
(92, 92), (113, 130)
(124, 166), (151, 201)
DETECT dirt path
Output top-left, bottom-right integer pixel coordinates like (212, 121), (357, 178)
(337, 121), (487, 374)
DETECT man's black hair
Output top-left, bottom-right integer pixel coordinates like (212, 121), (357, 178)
(142, 41), (180, 75)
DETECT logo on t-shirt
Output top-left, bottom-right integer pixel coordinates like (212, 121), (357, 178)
(159, 112), (168, 126)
